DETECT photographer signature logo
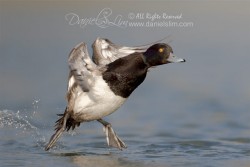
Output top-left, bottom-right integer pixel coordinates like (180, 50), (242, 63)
(65, 8), (194, 29)
(65, 8), (128, 29)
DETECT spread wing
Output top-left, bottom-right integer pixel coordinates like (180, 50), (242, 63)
(92, 37), (161, 66)
(67, 42), (97, 93)
(92, 36), (171, 66)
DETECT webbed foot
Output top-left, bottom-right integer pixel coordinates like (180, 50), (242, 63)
(98, 119), (127, 150)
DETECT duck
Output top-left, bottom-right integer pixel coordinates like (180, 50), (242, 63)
(45, 37), (185, 151)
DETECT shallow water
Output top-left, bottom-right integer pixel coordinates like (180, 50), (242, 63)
(1, 106), (250, 167)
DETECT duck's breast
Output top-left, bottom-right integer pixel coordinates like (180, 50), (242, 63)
(72, 76), (126, 121)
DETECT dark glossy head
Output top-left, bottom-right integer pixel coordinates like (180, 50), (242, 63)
(143, 43), (185, 66)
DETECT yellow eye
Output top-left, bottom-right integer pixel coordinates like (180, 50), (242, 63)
(158, 48), (164, 53)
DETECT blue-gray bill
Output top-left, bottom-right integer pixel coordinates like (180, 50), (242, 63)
(167, 53), (186, 63)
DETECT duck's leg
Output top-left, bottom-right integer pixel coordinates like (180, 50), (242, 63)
(97, 119), (127, 150)
(45, 112), (69, 151)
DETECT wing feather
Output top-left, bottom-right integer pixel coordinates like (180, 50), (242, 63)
(67, 42), (97, 92)
(92, 37), (170, 66)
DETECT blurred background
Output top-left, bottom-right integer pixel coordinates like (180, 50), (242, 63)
(1, 1), (250, 167)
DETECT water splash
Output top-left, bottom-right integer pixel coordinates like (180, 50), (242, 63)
(32, 98), (40, 118)
(0, 109), (46, 147)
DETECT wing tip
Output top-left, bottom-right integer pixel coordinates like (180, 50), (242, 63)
(68, 42), (86, 58)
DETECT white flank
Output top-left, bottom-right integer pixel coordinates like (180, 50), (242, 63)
(72, 76), (126, 122)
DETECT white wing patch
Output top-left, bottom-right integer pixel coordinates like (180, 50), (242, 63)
(67, 75), (75, 92)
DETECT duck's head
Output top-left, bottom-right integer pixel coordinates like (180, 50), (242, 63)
(143, 43), (185, 67)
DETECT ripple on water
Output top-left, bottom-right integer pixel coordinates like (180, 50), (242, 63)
(1, 109), (250, 167)
(220, 137), (250, 144)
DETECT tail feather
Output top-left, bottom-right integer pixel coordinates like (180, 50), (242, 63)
(54, 114), (80, 131)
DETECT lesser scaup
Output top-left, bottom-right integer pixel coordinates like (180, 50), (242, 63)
(45, 38), (185, 151)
